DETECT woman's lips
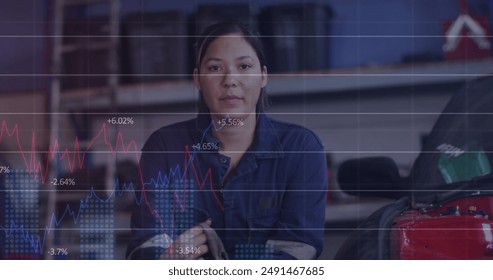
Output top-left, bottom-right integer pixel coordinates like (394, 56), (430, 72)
(220, 95), (243, 105)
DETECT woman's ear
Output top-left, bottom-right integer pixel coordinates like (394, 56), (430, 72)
(193, 68), (201, 90)
(261, 65), (268, 88)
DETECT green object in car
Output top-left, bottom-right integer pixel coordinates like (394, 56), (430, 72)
(438, 142), (491, 184)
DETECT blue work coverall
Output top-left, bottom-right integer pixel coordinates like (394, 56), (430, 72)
(127, 113), (327, 260)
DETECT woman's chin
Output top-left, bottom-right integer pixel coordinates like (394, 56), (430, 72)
(211, 110), (253, 120)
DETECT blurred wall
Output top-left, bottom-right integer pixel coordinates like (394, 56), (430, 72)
(0, 0), (47, 93)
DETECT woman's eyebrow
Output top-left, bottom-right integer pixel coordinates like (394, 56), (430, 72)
(236, 55), (254, 61)
(204, 57), (222, 63)
(204, 56), (254, 63)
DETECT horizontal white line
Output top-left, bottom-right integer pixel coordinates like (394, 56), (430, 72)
(324, 228), (493, 231)
(3, 112), (488, 115)
(0, 150), (444, 154)
(1, 35), (492, 38)
(1, 73), (492, 77)
(2, 189), (491, 192)
(1, 151), (489, 154)
(1, 227), (489, 231)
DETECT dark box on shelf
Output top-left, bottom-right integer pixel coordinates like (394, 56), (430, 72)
(121, 11), (189, 84)
(61, 16), (113, 90)
(193, 4), (257, 36)
(61, 49), (112, 90)
(62, 16), (111, 45)
(258, 4), (332, 73)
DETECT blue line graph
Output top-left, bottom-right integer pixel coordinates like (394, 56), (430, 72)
(0, 116), (232, 257)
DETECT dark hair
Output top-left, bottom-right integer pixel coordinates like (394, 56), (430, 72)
(194, 21), (269, 113)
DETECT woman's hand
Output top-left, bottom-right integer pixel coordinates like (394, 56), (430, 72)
(161, 219), (211, 260)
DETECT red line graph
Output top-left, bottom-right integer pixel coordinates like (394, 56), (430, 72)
(0, 119), (224, 254)
(0, 120), (140, 184)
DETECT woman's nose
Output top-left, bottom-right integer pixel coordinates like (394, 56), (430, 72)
(222, 70), (238, 88)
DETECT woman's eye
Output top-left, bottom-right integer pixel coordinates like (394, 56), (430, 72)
(208, 65), (222, 71)
(239, 64), (252, 70)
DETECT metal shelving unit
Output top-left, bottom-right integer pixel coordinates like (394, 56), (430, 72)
(46, 0), (121, 259)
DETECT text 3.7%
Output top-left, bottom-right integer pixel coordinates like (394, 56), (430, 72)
(48, 248), (69, 256)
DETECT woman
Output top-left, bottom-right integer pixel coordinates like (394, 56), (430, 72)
(127, 21), (327, 260)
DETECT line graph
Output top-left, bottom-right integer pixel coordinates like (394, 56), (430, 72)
(0, 117), (227, 257)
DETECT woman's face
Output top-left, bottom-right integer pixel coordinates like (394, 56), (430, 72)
(193, 34), (267, 119)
